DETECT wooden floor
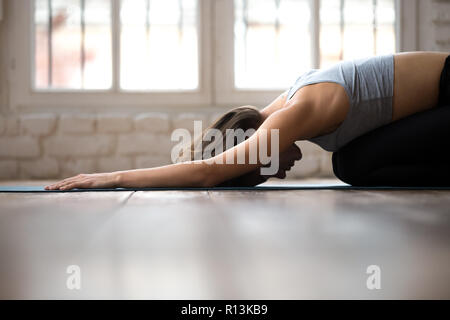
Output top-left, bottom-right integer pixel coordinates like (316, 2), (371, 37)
(0, 179), (449, 299)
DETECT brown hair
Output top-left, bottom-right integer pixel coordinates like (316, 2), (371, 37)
(176, 105), (262, 162)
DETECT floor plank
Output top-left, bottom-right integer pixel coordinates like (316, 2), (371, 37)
(0, 190), (133, 299)
(0, 180), (449, 299)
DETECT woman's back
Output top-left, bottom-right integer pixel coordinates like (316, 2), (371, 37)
(393, 51), (449, 120)
(289, 52), (449, 152)
(288, 54), (394, 151)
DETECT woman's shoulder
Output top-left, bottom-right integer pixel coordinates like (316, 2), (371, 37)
(286, 69), (319, 101)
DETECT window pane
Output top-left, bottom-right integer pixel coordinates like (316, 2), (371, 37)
(34, 0), (112, 90)
(83, 0), (113, 89)
(319, 0), (342, 68)
(320, 0), (396, 68)
(234, 0), (312, 90)
(120, 0), (199, 91)
(343, 0), (374, 60)
(375, 0), (396, 55)
(35, 0), (50, 88)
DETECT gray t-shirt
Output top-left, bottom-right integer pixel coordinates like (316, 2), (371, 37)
(286, 54), (395, 152)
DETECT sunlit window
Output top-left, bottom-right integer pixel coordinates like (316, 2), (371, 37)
(34, 0), (112, 90)
(33, 0), (396, 93)
(234, 0), (312, 90)
(120, 0), (198, 90)
(34, 0), (198, 91)
(235, 0), (397, 89)
(320, 0), (396, 68)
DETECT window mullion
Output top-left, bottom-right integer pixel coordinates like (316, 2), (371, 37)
(311, 0), (320, 69)
(80, 0), (86, 89)
(111, 0), (121, 92)
(373, 0), (377, 55)
(340, 0), (345, 60)
(47, 0), (53, 87)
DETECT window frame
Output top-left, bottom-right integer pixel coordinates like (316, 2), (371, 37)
(8, 0), (417, 111)
(10, 0), (212, 110)
(215, 0), (410, 106)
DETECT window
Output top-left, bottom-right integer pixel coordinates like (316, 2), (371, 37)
(11, 0), (407, 108)
(34, 0), (199, 91)
(234, 0), (312, 89)
(234, 0), (397, 90)
(120, 0), (198, 90)
(320, 0), (396, 68)
(34, 0), (113, 90)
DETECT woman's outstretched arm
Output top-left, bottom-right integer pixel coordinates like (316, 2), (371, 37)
(46, 98), (324, 190)
(45, 160), (213, 190)
(260, 91), (289, 121)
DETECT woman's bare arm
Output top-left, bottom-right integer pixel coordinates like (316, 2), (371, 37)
(203, 98), (327, 186)
(116, 160), (213, 188)
(260, 91), (289, 120)
(45, 160), (213, 190)
(46, 98), (325, 190)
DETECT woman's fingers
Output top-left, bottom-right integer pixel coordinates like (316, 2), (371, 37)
(46, 174), (89, 190)
(46, 182), (64, 190)
(60, 183), (78, 190)
(45, 180), (64, 190)
(58, 180), (82, 190)
(64, 178), (95, 190)
(45, 178), (70, 190)
(46, 175), (86, 190)
(45, 173), (114, 191)
(46, 181), (69, 190)
(60, 180), (87, 190)
(62, 176), (98, 190)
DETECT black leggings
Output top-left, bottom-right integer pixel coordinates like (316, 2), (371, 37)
(332, 55), (450, 187)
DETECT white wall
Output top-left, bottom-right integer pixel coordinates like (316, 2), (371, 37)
(418, 0), (450, 51)
(0, 0), (449, 180)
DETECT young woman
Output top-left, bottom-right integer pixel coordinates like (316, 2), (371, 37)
(46, 51), (450, 190)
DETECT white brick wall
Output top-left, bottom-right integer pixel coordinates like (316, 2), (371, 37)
(0, 112), (336, 180)
(117, 133), (173, 156)
(173, 113), (209, 133)
(98, 156), (134, 172)
(20, 113), (56, 136)
(97, 114), (133, 133)
(419, 0), (450, 52)
(0, 116), (5, 135)
(59, 114), (96, 134)
(0, 160), (18, 179)
(0, 136), (40, 158)
(60, 158), (97, 177)
(4, 117), (20, 136)
(20, 158), (59, 179)
(44, 135), (115, 157)
(134, 112), (170, 133)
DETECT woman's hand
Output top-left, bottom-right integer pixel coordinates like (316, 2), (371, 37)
(45, 172), (120, 191)
(273, 143), (303, 179)
(218, 143), (302, 187)
(218, 169), (270, 187)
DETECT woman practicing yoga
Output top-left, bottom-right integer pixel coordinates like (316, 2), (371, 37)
(46, 51), (450, 190)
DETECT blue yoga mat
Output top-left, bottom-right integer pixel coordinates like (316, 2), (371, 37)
(0, 184), (450, 192)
